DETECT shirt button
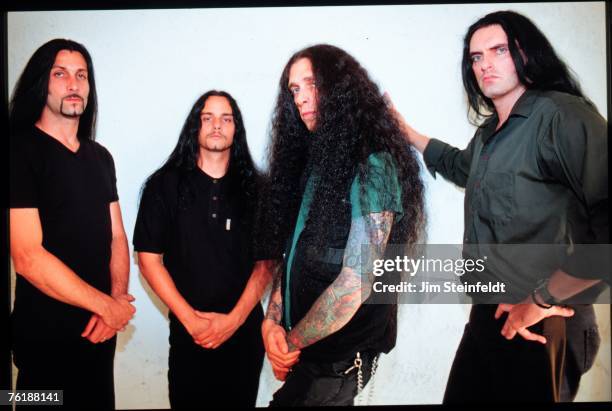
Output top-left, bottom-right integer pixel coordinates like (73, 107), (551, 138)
(213, 179), (218, 184)
(212, 213), (217, 218)
(212, 196), (218, 201)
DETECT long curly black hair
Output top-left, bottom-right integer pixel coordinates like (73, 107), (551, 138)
(143, 90), (260, 221)
(257, 44), (425, 258)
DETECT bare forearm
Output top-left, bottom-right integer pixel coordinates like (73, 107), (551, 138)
(110, 233), (130, 296)
(13, 247), (113, 317)
(230, 259), (275, 325)
(138, 253), (196, 326)
(286, 211), (394, 351)
(286, 267), (361, 350)
(265, 263), (283, 324)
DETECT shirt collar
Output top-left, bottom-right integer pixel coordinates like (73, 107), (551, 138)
(480, 88), (539, 143)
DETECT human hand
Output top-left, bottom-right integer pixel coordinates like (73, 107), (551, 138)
(81, 314), (117, 343)
(494, 301), (574, 344)
(101, 293), (136, 330)
(262, 319), (300, 381)
(191, 311), (240, 349)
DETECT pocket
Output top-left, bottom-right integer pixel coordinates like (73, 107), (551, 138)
(582, 327), (601, 373)
(479, 171), (514, 223)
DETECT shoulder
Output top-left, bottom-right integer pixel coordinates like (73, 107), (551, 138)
(143, 168), (181, 195)
(10, 127), (43, 161)
(89, 140), (115, 162)
(534, 90), (602, 120)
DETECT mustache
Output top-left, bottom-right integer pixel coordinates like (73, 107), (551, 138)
(62, 94), (84, 102)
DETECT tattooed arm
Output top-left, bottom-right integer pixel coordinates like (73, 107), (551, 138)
(265, 263), (283, 324)
(262, 261), (300, 381)
(285, 211), (394, 352)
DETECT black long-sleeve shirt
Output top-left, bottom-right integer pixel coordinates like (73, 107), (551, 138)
(423, 89), (609, 303)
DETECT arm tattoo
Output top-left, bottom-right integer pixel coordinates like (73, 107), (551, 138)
(286, 211), (394, 351)
(264, 262), (283, 324)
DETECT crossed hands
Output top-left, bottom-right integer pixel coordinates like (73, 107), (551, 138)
(261, 319), (300, 381)
(187, 311), (240, 350)
(82, 293), (136, 344)
(495, 300), (574, 344)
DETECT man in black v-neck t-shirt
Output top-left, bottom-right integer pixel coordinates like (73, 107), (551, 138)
(9, 40), (135, 410)
(134, 91), (269, 408)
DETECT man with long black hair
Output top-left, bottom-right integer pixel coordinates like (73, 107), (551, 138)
(9, 39), (136, 410)
(390, 10), (608, 403)
(133, 91), (268, 408)
(257, 44), (425, 406)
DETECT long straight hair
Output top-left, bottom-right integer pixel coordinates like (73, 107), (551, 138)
(9, 38), (98, 140)
(461, 10), (590, 124)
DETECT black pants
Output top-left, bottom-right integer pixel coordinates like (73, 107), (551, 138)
(443, 304), (600, 404)
(13, 337), (116, 410)
(168, 321), (264, 409)
(269, 350), (377, 407)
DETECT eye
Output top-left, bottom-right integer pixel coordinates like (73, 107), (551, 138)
(202, 116), (211, 122)
(223, 118), (233, 123)
(77, 72), (88, 80)
(470, 55), (482, 63)
(53, 71), (64, 77)
(290, 86), (299, 95)
(496, 46), (508, 55)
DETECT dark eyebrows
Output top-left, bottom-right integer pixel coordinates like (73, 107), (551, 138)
(200, 112), (233, 116)
(51, 65), (88, 73)
(288, 76), (315, 89)
(469, 43), (508, 57)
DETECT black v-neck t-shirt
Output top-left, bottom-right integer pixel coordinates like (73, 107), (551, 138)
(10, 126), (119, 342)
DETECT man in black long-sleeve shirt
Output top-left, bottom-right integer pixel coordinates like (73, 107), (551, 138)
(389, 10), (608, 403)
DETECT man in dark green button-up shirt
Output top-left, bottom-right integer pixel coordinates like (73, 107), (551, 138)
(389, 10), (607, 404)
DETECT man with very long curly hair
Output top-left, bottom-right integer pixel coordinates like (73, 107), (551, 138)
(256, 44), (425, 406)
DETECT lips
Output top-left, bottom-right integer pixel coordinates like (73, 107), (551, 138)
(64, 96), (83, 103)
(301, 111), (316, 119)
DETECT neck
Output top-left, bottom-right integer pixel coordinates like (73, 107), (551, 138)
(493, 85), (527, 129)
(35, 109), (81, 148)
(197, 148), (230, 178)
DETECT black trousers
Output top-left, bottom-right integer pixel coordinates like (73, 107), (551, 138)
(269, 350), (377, 407)
(13, 337), (116, 410)
(168, 324), (264, 409)
(443, 304), (600, 404)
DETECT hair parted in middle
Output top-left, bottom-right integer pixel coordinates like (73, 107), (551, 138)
(141, 90), (260, 220)
(257, 44), (425, 258)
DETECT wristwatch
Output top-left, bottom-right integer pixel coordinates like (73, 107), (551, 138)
(533, 278), (561, 307)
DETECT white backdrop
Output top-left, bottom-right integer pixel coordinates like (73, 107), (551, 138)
(7, 2), (609, 408)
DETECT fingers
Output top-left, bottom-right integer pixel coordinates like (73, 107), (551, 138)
(549, 306), (575, 318)
(272, 330), (289, 354)
(500, 318), (518, 340)
(494, 303), (513, 319)
(382, 91), (394, 109)
(81, 315), (98, 338)
(517, 327), (547, 344)
(266, 349), (300, 367)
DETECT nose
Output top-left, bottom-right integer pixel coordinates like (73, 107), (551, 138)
(296, 88), (312, 107)
(67, 74), (79, 92)
(479, 55), (493, 72)
(212, 117), (221, 130)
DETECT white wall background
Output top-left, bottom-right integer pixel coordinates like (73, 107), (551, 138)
(7, 2), (609, 408)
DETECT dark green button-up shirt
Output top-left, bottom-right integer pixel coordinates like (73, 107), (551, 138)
(423, 89), (608, 301)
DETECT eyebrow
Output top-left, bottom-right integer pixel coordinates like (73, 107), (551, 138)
(288, 76), (315, 88)
(200, 112), (233, 116)
(469, 43), (508, 56)
(51, 65), (88, 72)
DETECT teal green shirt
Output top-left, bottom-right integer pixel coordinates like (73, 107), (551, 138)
(284, 151), (403, 328)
